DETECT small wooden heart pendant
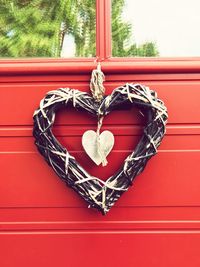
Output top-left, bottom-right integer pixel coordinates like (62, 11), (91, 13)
(82, 130), (114, 166)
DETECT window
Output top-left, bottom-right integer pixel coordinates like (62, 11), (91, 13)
(0, 0), (96, 58)
(112, 0), (200, 57)
(0, 0), (200, 61)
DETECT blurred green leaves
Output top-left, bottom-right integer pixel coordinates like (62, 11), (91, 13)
(0, 0), (96, 57)
(0, 0), (158, 58)
(112, 0), (159, 57)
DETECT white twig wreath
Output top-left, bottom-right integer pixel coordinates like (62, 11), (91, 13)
(33, 83), (168, 214)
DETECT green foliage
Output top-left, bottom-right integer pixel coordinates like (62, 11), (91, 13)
(137, 42), (159, 57)
(112, 0), (159, 57)
(0, 0), (96, 57)
(0, 0), (159, 58)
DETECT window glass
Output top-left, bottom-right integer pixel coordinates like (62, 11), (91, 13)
(0, 0), (96, 58)
(112, 0), (200, 57)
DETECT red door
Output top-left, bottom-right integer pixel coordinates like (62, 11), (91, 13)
(1, 1), (200, 266)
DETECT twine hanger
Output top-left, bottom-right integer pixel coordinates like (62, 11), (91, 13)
(90, 59), (105, 102)
(89, 59), (109, 166)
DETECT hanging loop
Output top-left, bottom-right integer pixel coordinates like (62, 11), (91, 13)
(90, 61), (105, 102)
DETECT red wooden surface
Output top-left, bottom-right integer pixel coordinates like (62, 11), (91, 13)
(1, 0), (200, 265)
(1, 61), (200, 267)
(96, 0), (111, 59)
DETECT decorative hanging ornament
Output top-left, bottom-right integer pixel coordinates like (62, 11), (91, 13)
(82, 129), (115, 166)
(33, 62), (168, 215)
(82, 63), (115, 166)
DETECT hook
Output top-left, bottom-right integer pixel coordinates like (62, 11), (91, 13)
(94, 57), (99, 64)
(94, 57), (102, 71)
(97, 61), (101, 71)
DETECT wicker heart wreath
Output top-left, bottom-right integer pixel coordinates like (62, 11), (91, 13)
(33, 83), (168, 214)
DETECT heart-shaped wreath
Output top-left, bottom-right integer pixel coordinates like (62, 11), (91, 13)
(33, 83), (168, 214)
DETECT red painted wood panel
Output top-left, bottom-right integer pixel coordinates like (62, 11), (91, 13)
(0, 151), (199, 207)
(1, 231), (200, 267)
(1, 60), (200, 267)
(1, 81), (200, 125)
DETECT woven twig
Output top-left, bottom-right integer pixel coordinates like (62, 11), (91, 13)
(33, 84), (168, 214)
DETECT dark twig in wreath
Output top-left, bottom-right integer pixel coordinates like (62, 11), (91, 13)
(33, 84), (168, 214)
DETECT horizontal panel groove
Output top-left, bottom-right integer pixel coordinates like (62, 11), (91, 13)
(2, 205), (200, 209)
(2, 220), (200, 231)
(1, 230), (200, 235)
(1, 124), (200, 137)
(1, 150), (200, 155)
(1, 75), (200, 83)
(1, 59), (200, 76)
